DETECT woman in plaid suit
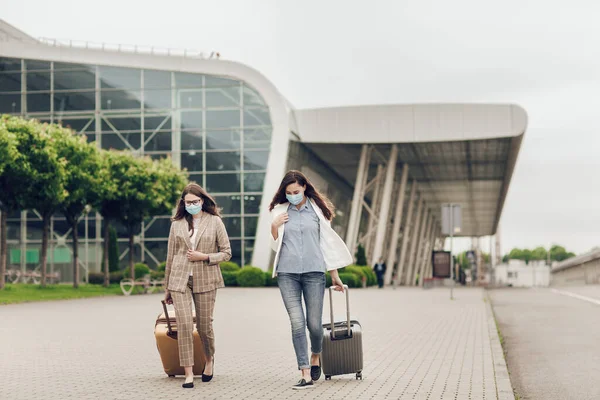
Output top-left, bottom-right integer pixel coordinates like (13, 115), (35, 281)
(164, 183), (232, 389)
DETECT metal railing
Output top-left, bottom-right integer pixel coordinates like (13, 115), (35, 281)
(6, 34), (221, 60)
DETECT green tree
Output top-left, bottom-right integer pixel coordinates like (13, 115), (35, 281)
(0, 116), (20, 290)
(550, 245), (575, 262)
(355, 244), (367, 266)
(531, 246), (547, 261)
(52, 124), (102, 288)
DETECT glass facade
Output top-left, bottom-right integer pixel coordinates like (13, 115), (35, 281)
(0, 56), (273, 281)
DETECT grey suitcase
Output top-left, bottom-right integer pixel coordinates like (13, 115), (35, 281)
(321, 285), (363, 380)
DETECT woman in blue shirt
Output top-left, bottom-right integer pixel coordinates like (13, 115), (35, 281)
(269, 170), (352, 390)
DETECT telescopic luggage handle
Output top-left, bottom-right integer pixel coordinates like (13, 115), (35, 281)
(328, 284), (351, 339)
(161, 300), (177, 339)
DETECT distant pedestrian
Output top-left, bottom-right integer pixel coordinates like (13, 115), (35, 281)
(373, 257), (386, 288)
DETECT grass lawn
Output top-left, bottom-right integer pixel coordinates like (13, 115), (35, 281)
(0, 283), (123, 305)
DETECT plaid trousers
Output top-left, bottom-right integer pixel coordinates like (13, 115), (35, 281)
(171, 277), (217, 367)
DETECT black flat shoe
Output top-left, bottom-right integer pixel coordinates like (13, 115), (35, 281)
(292, 378), (314, 390)
(202, 358), (214, 382)
(182, 380), (194, 389)
(311, 365), (322, 381)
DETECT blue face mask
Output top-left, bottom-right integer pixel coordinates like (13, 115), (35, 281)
(286, 192), (304, 205)
(185, 204), (202, 215)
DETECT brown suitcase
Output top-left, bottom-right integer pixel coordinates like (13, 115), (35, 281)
(155, 300), (206, 376)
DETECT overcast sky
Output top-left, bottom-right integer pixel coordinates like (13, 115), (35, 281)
(3, 0), (599, 256)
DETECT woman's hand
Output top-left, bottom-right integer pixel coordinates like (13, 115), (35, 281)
(164, 290), (173, 305)
(187, 249), (208, 262)
(272, 212), (289, 229)
(330, 270), (345, 292)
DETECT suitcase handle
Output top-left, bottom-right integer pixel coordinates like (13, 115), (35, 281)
(328, 285), (350, 339)
(161, 300), (177, 339)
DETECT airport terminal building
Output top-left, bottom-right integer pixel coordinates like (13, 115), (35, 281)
(0, 20), (527, 285)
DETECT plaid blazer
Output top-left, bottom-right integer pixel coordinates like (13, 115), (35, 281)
(165, 213), (231, 293)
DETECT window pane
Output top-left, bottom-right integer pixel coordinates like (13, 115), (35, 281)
(179, 90), (203, 108)
(145, 131), (171, 152)
(145, 240), (169, 266)
(101, 90), (141, 110)
(205, 173), (240, 193)
(205, 76), (239, 88)
(229, 239), (241, 266)
(101, 133), (140, 151)
(205, 87), (240, 107)
(7, 220), (20, 241)
(27, 93), (51, 112)
(244, 173), (265, 192)
(26, 71), (51, 91)
(244, 128), (271, 149)
(102, 117), (141, 132)
(244, 150), (269, 171)
(244, 108), (270, 126)
(0, 57), (22, 72)
(206, 151), (240, 172)
(181, 111), (203, 130)
(223, 217), (241, 237)
(145, 217), (171, 238)
(56, 118), (94, 133)
(243, 85), (266, 107)
(244, 239), (255, 266)
(54, 62), (90, 70)
(213, 195), (241, 215)
(0, 73), (21, 92)
(181, 130), (203, 150)
(175, 72), (203, 88)
(206, 109), (240, 129)
(244, 217), (258, 237)
(0, 94), (20, 113)
(55, 70), (95, 90)
(244, 195), (262, 214)
(144, 70), (171, 89)
(54, 91), (95, 112)
(206, 130), (240, 150)
(181, 151), (203, 172)
(144, 89), (171, 110)
(100, 66), (141, 89)
(25, 60), (50, 70)
(145, 115), (170, 131)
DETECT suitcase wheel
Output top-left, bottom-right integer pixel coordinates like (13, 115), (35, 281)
(356, 371), (362, 380)
(168, 375), (175, 378)
(325, 375), (332, 380)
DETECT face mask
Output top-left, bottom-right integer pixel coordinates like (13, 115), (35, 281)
(286, 192), (304, 205)
(185, 203), (202, 215)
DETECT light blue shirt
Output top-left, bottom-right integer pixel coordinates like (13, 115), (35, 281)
(276, 201), (326, 274)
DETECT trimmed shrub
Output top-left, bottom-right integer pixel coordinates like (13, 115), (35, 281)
(264, 272), (278, 287)
(236, 266), (266, 287)
(110, 271), (124, 284)
(123, 263), (151, 280)
(358, 265), (377, 286)
(222, 271), (239, 287)
(338, 272), (361, 288)
(355, 244), (367, 266)
(150, 270), (165, 281)
(220, 261), (241, 272)
(88, 272), (104, 285)
(157, 262), (167, 272)
(342, 265), (367, 284)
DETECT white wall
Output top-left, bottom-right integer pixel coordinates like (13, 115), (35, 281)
(493, 260), (550, 287)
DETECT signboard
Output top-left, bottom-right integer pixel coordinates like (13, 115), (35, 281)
(432, 251), (452, 278)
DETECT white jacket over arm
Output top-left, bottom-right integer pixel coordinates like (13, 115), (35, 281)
(270, 199), (353, 278)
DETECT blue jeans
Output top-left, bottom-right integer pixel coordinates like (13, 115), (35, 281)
(277, 272), (326, 370)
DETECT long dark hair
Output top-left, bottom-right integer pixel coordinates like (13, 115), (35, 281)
(172, 183), (221, 234)
(269, 170), (335, 221)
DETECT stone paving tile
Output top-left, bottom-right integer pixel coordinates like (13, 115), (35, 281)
(0, 287), (511, 399)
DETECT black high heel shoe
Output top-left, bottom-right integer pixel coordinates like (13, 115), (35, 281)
(202, 357), (215, 382)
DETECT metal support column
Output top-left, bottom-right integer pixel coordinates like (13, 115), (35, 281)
(366, 164), (384, 258)
(370, 145), (398, 267)
(346, 144), (369, 258)
(404, 197), (424, 286)
(395, 181), (417, 286)
(418, 217), (435, 286)
(385, 163), (408, 285)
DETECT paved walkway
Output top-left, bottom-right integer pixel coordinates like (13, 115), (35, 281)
(1, 287), (512, 399)
(490, 286), (600, 400)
